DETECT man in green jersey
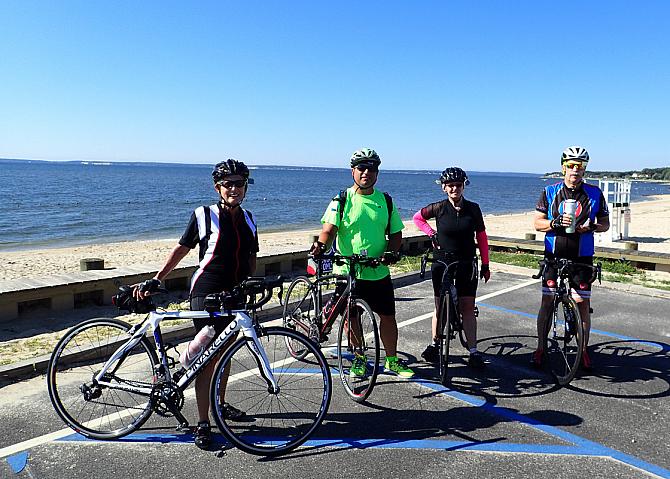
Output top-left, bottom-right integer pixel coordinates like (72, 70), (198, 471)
(311, 148), (415, 378)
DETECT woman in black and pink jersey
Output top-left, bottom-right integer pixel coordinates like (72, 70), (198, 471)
(413, 167), (491, 369)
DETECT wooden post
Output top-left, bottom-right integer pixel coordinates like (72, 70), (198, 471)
(80, 258), (104, 271)
(525, 233), (536, 240)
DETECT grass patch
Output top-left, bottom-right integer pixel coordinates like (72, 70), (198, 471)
(490, 251), (542, 269)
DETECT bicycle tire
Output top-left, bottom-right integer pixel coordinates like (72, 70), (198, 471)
(439, 294), (453, 385)
(546, 296), (583, 386)
(282, 276), (318, 360)
(337, 298), (380, 403)
(47, 317), (158, 439)
(211, 326), (332, 456)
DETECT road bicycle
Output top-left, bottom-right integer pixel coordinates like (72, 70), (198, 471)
(420, 250), (475, 385)
(282, 254), (382, 402)
(47, 276), (332, 456)
(533, 257), (601, 385)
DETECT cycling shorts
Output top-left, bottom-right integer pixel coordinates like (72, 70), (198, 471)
(335, 274), (396, 316)
(431, 259), (478, 298)
(542, 254), (594, 300)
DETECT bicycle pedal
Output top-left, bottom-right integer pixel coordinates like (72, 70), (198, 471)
(176, 423), (191, 433)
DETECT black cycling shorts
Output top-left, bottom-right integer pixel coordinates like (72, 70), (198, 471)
(335, 274), (396, 316)
(431, 259), (478, 298)
(541, 253), (594, 297)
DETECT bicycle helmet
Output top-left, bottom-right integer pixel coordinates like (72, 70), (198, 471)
(436, 167), (470, 185)
(350, 148), (381, 168)
(560, 146), (589, 165)
(212, 159), (251, 183)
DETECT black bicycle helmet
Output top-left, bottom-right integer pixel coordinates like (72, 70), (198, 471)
(212, 159), (251, 183)
(437, 167), (470, 185)
(350, 148), (381, 168)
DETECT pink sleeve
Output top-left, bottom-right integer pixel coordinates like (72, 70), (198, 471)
(476, 230), (490, 264)
(413, 210), (435, 237)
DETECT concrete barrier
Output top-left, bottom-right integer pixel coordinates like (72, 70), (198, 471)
(2, 232), (668, 322)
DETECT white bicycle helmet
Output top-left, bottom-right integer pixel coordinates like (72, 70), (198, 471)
(561, 146), (589, 165)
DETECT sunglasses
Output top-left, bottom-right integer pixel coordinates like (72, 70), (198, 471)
(355, 165), (379, 172)
(444, 182), (464, 189)
(218, 179), (247, 189)
(563, 161), (586, 170)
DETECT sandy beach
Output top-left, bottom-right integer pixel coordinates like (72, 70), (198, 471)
(1, 195), (669, 282)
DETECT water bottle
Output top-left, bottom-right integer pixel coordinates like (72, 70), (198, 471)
(179, 325), (215, 368)
(563, 199), (578, 234)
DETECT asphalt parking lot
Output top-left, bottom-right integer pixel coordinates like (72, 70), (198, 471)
(1, 268), (669, 479)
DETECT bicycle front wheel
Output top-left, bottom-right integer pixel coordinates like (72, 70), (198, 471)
(282, 276), (318, 359)
(439, 294), (453, 386)
(546, 296), (583, 386)
(337, 298), (380, 403)
(47, 318), (158, 439)
(211, 326), (332, 456)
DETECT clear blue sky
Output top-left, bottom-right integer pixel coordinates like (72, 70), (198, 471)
(1, 1), (668, 173)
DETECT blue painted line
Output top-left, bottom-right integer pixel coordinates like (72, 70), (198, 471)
(477, 302), (666, 348)
(6, 451), (28, 474)
(414, 378), (670, 478)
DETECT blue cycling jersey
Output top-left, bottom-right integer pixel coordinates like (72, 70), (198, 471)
(536, 181), (609, 258)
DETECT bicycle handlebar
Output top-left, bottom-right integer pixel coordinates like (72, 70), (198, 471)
(310, 252), (400, 268)
(221, 275), (284, 311)
(532, 258), (602, 284)
(113, 276), (284, 315)
(420, 249), (475, 279)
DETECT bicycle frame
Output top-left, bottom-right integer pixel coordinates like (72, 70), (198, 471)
(421, 252), (477, 334)
(94, 308), (279, 397)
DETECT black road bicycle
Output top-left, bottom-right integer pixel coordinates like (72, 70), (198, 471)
(533, 258), (601, 386)
(420, 250), (477, 385)
(282, 254), (382, 402)
(47, 276), (332, 456)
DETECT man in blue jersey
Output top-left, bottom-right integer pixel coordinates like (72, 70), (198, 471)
(532, 146), (610, 371)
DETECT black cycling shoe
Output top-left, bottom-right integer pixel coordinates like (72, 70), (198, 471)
(194, 421), (212, 450)
(222, 402), (247, 421)
(468, 351), (486, 369)
(421, 344), (439, 363)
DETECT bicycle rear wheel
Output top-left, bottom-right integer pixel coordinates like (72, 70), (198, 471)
(546, 296), (583, 386)
(438, 294), (453, 386)
(337, 298), (380, 402)
(211, 326), (332, 456)
(47, 318), (158, 439)
(282, 276), (317, 359)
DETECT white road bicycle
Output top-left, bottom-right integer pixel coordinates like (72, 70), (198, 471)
(47, 276), (332, 456)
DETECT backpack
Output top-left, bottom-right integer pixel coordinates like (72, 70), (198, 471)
(335, 189), (394, 237)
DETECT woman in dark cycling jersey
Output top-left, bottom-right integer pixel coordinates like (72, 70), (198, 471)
(413, 167), (491, 369)
(135, 159), (258, 449)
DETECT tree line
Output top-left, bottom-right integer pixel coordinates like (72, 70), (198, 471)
(545, 167), (670, 180)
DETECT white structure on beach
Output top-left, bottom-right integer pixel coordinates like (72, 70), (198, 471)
(599, 179), (632, 241)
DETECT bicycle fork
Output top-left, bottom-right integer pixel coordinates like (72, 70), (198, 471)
(244, 327), (280, 394)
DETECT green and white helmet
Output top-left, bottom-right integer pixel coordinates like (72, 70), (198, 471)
(350, 148), (381, 168)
